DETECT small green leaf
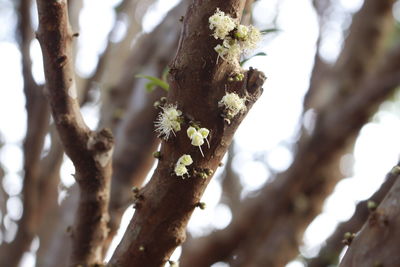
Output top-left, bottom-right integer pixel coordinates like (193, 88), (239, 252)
(135, 74), (170, 91)
(161, 67), (170, 82)
(261, 28), (280, 35)
(240, 52), (267, 66)
(145, 82), (157, 92)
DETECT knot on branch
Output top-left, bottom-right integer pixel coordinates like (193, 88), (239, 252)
(245, 67), (266, 96)
(87, 128), (114, 167)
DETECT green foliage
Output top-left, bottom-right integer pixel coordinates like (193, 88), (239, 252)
(135, 74), (170, 92)
(261, 28), (280, 35)
(240, 52), (267, 66)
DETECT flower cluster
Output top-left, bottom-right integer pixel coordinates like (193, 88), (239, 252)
(209, 9), (261, 62)
(219, 92), (246, 120)
(187, 126), (210, 157)
(174, 154), (193, 178)
(154, 104), (182, 140)
(209, 8), (236, 40)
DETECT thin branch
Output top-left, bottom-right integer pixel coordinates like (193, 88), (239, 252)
(34, 1), (114, 265)
(34, 132), (65, 267)
(36, 184), (80, 267)
(220, 142), (242, 215)
(339, 163), (400, 266)
(108, 1), (266, 265)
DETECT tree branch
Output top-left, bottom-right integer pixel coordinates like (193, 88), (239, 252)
(35, 1), (114, 265)
(108, 1), (266, 266)
(104, 0), (190, 254)
(339, 163), (400, 267)
(307, 167), (399, 267)
(180, 1), (398, 264)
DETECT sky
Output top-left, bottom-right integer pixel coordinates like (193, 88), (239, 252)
(0, 0), (399, 266)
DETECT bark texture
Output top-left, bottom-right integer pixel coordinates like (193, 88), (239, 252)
(35, 0), (114, 265)
(109, 1), (265, 266)
(105, 0), (189, 254)
(339, 164), (400, 267)
(308, 168), (399, 267)
(180, 0), (397, 265)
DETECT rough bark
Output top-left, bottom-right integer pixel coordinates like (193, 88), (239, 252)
(339, 164), (400, 267)
(104, 0), (189, 255)
(307, 168), (399, 267)
(35, 1), (114, 265)
(180, 1), (397, 265)
(108, 1), (266, 266)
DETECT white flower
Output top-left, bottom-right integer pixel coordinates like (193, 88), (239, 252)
(242, 25), (261, 51)
(174, 164), (188, 177)
(175, 154), (193, 178)
(177, 154), (193, 166)
(209, 8), (236, 40)
(214, 38), (241, 62)
(219, 92), (246, 118)
(154, 104), (182, 140)
(191, 132), (205, 147)
(186, 126), (211, 157)
(198, 128), (209, 138)
(187, 126), (197, 139)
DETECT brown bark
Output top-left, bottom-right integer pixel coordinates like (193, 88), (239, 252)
(108, 1), (266, 266)
(104, 0), (189, 254)
(339, 164), (400, 267)
(35, 1), (114, 265)
(180, 1), (397, 265)
(307, 168), (399, 267)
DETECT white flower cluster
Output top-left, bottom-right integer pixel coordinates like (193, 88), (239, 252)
(174, 154), (193, 177)
(219, 92), (246, 118)
(209, 8), (236, 40)
(154, 104), (182, 140)
(209, 9), (261, 62)
(187, 126), (210, 157)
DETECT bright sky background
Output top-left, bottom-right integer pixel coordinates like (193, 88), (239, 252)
(0, 0), (399, 266)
